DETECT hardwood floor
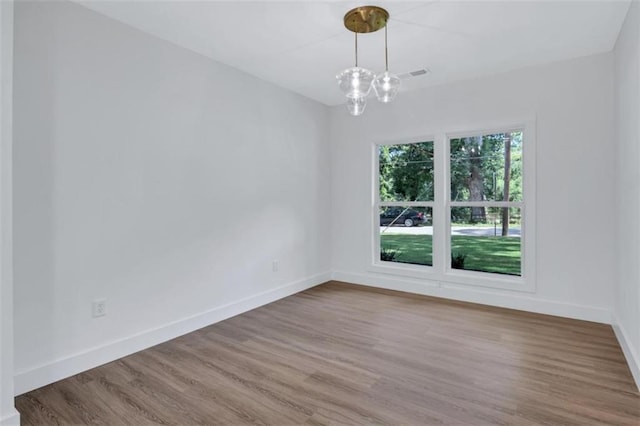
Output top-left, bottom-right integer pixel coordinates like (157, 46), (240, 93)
(16, 281), (640, 425)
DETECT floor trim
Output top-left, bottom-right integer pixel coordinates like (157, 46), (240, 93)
(612, 315), (640, 391)
(14, 272), (331, 395)
(0, 409), (20, 426)
(332, 271), (612, 324)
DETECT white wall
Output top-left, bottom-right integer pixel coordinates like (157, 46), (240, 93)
(614, 0), (640, 388)
(330, 53), (616, 323)
(13, 0), (331, 394)
(0, 1), (19, 423)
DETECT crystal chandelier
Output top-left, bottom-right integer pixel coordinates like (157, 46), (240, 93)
(336, 6), (400, 116)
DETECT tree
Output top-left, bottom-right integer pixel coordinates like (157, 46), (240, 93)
(379, 145), (394, 202)
(391, 143), (434, 201)
(380, 134), (522, 226)
(467, 136), (486, 222)
(379, 142), (434, 202)
(450, 134), (510, 224)
(501, 133), (512, 236)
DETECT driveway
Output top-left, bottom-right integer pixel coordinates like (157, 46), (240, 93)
(380, 225), (521, 237)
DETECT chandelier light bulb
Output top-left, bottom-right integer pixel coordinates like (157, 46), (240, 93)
(336, 67), (375, 99)
(346, 96), (367, 116)
(373, 71), (401, 103)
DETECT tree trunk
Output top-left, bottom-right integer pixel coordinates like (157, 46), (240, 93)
(501, 133), (512, 236)
(468, 136), (485, 223)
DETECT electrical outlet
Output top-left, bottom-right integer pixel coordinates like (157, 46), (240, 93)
(92, 299), (107, 318)
(272, 260), (279, 272)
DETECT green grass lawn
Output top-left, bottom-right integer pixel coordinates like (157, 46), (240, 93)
(380, 234), (521, 276)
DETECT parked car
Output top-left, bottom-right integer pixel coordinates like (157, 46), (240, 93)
(380, 208), (428, 227)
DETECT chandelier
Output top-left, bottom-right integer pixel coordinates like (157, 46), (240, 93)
(336, 6), (400, 116)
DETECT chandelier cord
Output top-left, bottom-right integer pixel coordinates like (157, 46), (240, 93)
(355, 31), (358, 67)
(384, 24), (389, 72)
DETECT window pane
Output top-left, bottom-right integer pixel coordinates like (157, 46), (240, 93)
(450, 207), (521, 276)
(450, 132), (522, 203)
(379, 142), (434, 202)
(379, 206), (433, 266)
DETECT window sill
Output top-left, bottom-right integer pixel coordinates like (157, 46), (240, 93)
(442, 269), (535, 292)
(369, 261), (436, 280)
(367, 262), (535, 293)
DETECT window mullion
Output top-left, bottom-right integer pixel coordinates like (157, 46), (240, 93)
(450, 201), (523, 208)
(379, 201), (434, 207)
(434, 133), (447, 274)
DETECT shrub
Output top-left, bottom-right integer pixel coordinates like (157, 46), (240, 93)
(451, 252), (466, 269)
(380, 249), (398, 262)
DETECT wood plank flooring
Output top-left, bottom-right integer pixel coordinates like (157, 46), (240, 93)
(16, 281), (640, 425)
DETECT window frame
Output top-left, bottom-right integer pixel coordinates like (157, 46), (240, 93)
(370, 121), (536, 292)
(372, 136), (437, 280)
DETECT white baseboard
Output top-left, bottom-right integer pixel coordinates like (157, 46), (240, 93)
(14, 272), (331, 396)
(612, 315), (640, 391)
(0, 409), (20, 426)
(13, 270), (619, 396)
(332, 271), (612, 324)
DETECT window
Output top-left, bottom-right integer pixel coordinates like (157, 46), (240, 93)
(373, 125), (533, 289)
(449, 131), (523, 276)
(377, 141), (434, 267)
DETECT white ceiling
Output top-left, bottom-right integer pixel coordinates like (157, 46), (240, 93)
(76, 1), (631, 106)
